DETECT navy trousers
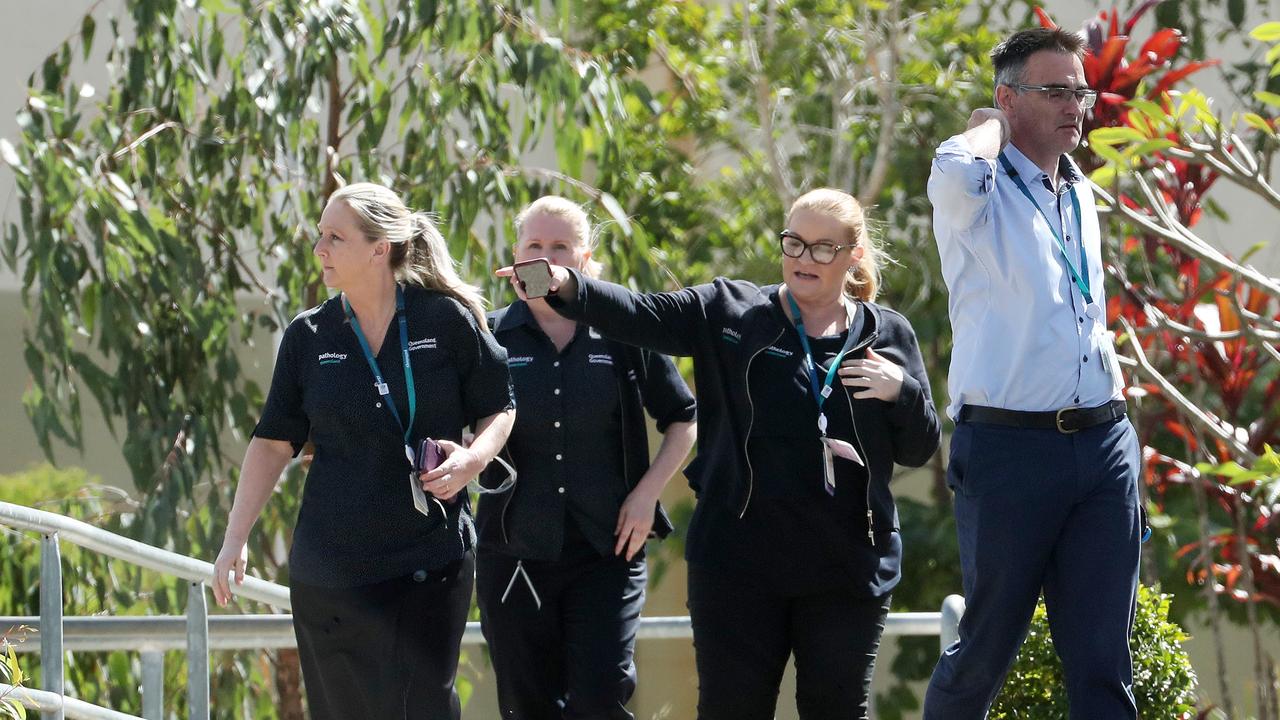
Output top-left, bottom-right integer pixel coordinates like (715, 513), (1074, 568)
(477, 548), (647, 720)
(924, 416), (1142, 719)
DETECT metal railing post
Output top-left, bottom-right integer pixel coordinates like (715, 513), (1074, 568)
(39, 532), (64, 720)
(940, 594), (966, 654)
(140, 651), (163, 720)
(185, 583), (209, 720)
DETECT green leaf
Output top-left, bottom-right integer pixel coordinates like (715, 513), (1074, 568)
(1089, 126), (1147, 146)
(79, 13), (95, 61)
(1254, 90), (1280, 108)
(1129, 138), (1177, 157)
(1250, 21), (1280, 42)
(1243, 112), (1276, 136)
(598, 192), (632, 237)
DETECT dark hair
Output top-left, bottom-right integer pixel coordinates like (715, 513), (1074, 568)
(991, 28), (1086, 92)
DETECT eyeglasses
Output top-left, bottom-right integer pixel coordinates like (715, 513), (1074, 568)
(1011, 84), (1098, 109)
(779, 230), (853, 265)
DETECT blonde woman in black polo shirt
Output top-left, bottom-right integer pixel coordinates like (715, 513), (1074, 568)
(505, 189), (941, 720)
(211, 183), (515, 720)
(476, 196), (696, 720)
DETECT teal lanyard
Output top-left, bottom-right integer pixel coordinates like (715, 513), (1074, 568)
(787, 293), (862, 435)
(998, 152), (1093, 307)
(343, 285), (416, 443)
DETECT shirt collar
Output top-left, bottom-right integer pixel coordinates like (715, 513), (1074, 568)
(493, 299), (536, 333)
(1002, 143), (1083, 189)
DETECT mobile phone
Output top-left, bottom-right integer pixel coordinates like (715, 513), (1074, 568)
(513, 257), (553, 299)
(416, 437), (444, 475)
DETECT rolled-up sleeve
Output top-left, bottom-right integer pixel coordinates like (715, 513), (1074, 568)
(929, 134), (997, 233)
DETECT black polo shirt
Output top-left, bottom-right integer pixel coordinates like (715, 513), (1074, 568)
(492, 304), (626, 558)
(253, 285), (514, 588)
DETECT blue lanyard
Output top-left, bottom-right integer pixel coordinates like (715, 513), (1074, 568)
(998, 152), (1093, 306)
(786, 292), (862, 435)
(343, 285), (416, 443)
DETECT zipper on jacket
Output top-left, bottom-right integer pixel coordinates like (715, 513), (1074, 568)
(739, 327), (786, 519)
(840, 331), (879, 544)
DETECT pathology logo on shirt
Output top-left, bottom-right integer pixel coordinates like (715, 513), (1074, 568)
(720, 327), (741, 344)
(763, 345), (793, 358)
(507, 355), (534, 368)
(318, 352), (347, 366)
(408, 337), (438, 352)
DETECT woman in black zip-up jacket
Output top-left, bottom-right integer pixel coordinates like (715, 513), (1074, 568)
(506, 188), (940, 720)
(475, 196), (697, 720)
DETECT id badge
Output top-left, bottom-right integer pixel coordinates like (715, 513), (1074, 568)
(406, 443), (443, 518)
(821, 443), (836, 496)
(822, 436), (864, 466)
(1097, 330), (1124, 394)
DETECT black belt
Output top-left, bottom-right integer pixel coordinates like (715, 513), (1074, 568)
(958, 399), (1127, 434)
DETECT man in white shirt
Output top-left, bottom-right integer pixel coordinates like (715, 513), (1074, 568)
(924, 27), (1142, 719)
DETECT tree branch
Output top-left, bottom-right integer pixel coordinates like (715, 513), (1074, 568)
(857, 1), (900, 207)
(1118, 316), (1257, 463)
(1094, 181), (1280, 297)
(744, 0), (795, 202)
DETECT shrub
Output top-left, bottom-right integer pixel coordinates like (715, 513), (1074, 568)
(991, 584), (1197, 719)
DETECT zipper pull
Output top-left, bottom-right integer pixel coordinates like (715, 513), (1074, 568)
(867, 510), (875, 544)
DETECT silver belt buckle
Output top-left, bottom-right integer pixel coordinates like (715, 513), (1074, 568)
(1055, 406), (1080, 434)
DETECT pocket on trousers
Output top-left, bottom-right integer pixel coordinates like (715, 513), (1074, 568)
(948, 423), (1022, 498)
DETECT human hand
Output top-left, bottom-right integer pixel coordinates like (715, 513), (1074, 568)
(615, 485), (660, 561)
(838, 347), (905, 402)
(212, 538), (249, 608)
(420, 440), (484, 501)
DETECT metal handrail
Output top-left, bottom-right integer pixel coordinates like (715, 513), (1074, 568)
(0, 500), (967, 720)
(0, 683), (143, 720)
(0, 501), (288, 608)
(1, 610), (952, 652)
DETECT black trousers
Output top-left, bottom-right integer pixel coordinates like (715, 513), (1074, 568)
(290, 550), (474, 720)
(687, 563), (891, 720)
(476, 548), (647, 720)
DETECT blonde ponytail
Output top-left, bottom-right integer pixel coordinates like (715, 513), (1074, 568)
(329, 183), (488, 327)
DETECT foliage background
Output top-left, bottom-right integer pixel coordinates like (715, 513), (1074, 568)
(0, 0), (1276, 717)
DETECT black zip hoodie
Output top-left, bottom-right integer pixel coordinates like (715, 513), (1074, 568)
(547, 270), (940, 592)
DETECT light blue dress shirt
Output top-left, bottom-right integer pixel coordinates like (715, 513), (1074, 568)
(929, 134), (1122, 421)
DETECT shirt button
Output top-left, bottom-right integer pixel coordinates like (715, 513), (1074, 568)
(557, 487), (565, 494)
(1083, 355), (1089, 363)
(556, 453), (563, 461)
(376, 402), (382, 408)
(412, 569), (428, 583)
(554, 421), (561, 428)
(1078, 317), (1084, 323)
(554, 388), (561, 395)
(553, 361), (560, 367)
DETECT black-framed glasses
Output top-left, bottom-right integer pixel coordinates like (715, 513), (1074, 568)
(779, 230), (853, 265)
(1011, 84), (1098, 110)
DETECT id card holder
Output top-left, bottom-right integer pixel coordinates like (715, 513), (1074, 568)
(1097, 330), (1124, 394)
(821, 442), (836, 496)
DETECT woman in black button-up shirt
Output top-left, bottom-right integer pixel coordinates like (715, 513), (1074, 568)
(211, 183), (515, 720)
(476, 196), (696, 720)
(514, 188), (941, 720)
